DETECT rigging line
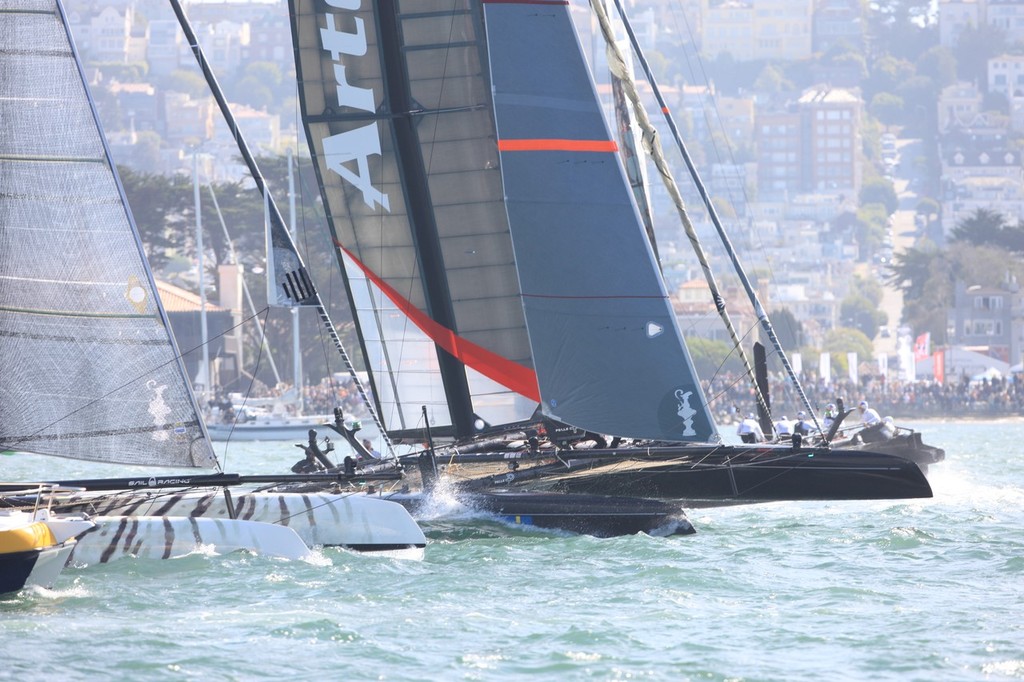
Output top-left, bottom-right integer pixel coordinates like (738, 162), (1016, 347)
(204, 181), (282, 385)
(666, 1), (751, 218)
(590, 0), (771, 429)
(606, 0), (824, 438)
(293, 154), (352, 408)
(667, 0), (788, 340)
(217, 304), (272, 467)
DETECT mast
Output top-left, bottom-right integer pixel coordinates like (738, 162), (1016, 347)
(193, 149), (211, 402)
(167, 0), (392, 451)
(288, 148), (304, 413)
(375, 0), (476, 438)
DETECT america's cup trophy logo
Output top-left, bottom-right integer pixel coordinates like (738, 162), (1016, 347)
(675, 389), (697, 437)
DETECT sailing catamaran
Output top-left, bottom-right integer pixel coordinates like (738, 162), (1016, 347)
(0, 0), (425, 566)
(284, 0), (932, 508)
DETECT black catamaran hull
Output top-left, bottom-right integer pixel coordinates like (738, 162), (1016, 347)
(442, 445), (933, 508)
(385, 490), (695, 538)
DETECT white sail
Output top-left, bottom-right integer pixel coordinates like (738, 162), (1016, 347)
(0, 0), (216, 468)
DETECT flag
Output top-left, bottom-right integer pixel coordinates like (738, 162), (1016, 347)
(933, 350), (945, 384)
(791, 352), (802, 375)
(913, 332), (930, 362)
(819, 352), (831, 384)
(847, 352), (858, 384)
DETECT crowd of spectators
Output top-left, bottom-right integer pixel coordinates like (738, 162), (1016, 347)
(705, 371), (1024, 423)
(227, 376), (371, 418)
(237, 370), (1024, 427)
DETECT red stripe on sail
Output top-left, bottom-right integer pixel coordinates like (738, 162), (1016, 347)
(498, 139), (618, 153)
(337, 243), (541, 403)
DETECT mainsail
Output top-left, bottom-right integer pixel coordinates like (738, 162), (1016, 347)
(291, 0), (717, 443)
(0, 0), (217, 468)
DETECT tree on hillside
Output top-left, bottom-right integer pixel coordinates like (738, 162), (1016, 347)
(827, 50), (868, 82)
(885, 241), (1024, 343)
(860, 178), (899, 215)
(867, 0), (937, 61)
(166, 69), (208, 99)
(850, 273), (884, 307)
(915, 197), (940, 223)
(955, 25), (1006, 86)
(754, 64), (793, 93)
(916, 46), (957, 88)
(864, 56), (915, 103)
(950, 208), (1024, 253)
(118, 168), (191, 269)
(823, 327), (874, 363)
(841, 295), (887, 340)
(884, 245), (940, 301)
(765, 308), (804, 351)
(687, 337), (744, 380)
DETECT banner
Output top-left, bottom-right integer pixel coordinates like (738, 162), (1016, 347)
(819, 352), (831, 384)
(877, 353), (888, 380)
(913, 332), (931, 362)
(900, 337), (917, 382)
(847, 352), (858, 384)
(933, 350), (944, 384)
(791, 352), (802, 375)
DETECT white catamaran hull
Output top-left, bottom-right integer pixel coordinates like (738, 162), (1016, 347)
(68, 515), (312, 564)
(61, 491), (426, 555)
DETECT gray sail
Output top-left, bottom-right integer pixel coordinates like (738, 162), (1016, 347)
(482, 1), (716, 442)
(0, 0), (217, 468)
(290, 0), (538, 439)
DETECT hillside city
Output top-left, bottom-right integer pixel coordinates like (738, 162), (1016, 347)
(63, 0), (1024, 417)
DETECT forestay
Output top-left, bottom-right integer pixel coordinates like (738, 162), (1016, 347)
(0, 0), (217, 467)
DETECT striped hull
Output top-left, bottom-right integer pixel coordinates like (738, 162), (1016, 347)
(58, 491), (426, 554)
(68, 516), (311, 565)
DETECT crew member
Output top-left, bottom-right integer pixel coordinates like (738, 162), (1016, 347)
(736, 414), (765, 444)
(793, 411), (814, 436)
(858, 400), (881, 426)
(361, 438), (382, 461)
(774, 415), (794, 438)
(822, 403), (838, 432)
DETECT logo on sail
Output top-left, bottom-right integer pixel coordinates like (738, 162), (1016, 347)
(657, 385), (706, 440)
(674, 389), (697, 437)
(319, 0), (390, 212)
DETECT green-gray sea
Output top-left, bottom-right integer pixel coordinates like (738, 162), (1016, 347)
(2, 420), (1022, 681)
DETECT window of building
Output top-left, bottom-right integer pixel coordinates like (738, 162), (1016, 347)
(973, 295), (1004, 310)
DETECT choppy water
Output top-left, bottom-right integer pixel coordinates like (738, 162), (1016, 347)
(2, 420), (1022, 681)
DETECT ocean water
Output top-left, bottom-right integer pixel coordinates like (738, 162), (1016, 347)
(2, 420), (1022, 681)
